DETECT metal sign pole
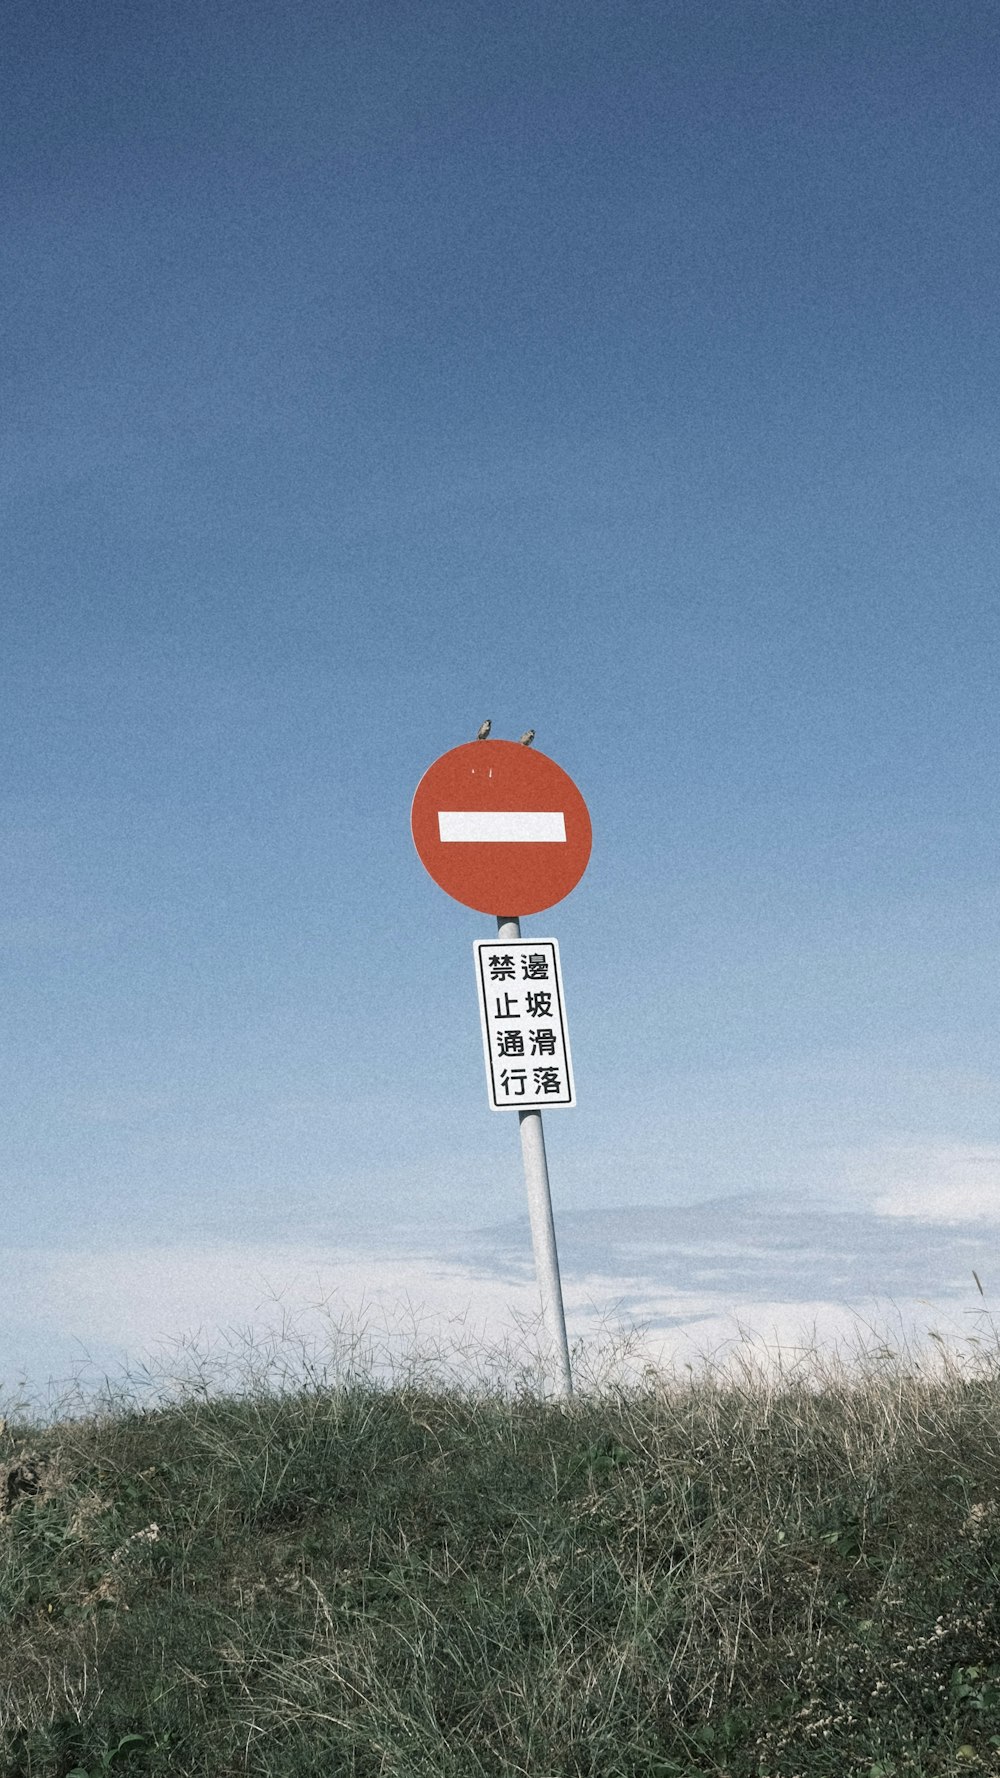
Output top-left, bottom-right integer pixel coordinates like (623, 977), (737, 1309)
(497, 914), (573, 1399)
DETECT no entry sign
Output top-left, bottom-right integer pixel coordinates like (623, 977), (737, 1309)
(411, 740), (592, 915)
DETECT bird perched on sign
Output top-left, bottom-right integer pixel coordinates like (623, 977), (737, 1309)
(518, 729), (535, 746)
(476, 720), (491, 740)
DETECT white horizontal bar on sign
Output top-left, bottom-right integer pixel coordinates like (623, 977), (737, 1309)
(438, 810), (567, 843)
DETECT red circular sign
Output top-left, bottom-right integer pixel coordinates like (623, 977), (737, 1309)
(411, 740), (592, 915)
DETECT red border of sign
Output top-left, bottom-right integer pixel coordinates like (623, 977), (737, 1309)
(411, 740), (592, 915)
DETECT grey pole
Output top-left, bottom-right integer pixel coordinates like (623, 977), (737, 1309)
(497, 914), (573, 1399)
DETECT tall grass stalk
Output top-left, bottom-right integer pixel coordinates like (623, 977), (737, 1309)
(2, 1281), (999, 1776)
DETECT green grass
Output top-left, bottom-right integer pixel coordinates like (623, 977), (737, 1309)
(2, 1284), (1000, 1777)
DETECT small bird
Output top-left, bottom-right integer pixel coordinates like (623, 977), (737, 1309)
(518, 729), (535, 746)
(476, 719), (491, 740)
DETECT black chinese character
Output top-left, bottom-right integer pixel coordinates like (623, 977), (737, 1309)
(500, 1068), (527, 1097)
(529, 1027), (557, 1056)
(492, 993), (519, 1018)
(533, 1067), (562, 1095)
(496, 1029), (524, 1057)
(521, 952), (549, 980)
(488, 953), (516, 981)
(526, 990), (552, 1017)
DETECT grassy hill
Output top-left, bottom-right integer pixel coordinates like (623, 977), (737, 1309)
(1, 1293), (999, 1777)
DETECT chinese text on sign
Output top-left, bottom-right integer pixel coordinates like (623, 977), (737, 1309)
(473, 939), (576, 1110)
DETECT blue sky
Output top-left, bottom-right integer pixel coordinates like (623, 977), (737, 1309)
(3, 0), (999, 1410)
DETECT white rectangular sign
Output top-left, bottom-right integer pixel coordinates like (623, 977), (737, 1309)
(473, 938), (576, 1110)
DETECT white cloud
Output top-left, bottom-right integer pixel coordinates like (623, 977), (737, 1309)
(2, 1220), (995, 1421)
(829, 1142), (1000, 1222)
